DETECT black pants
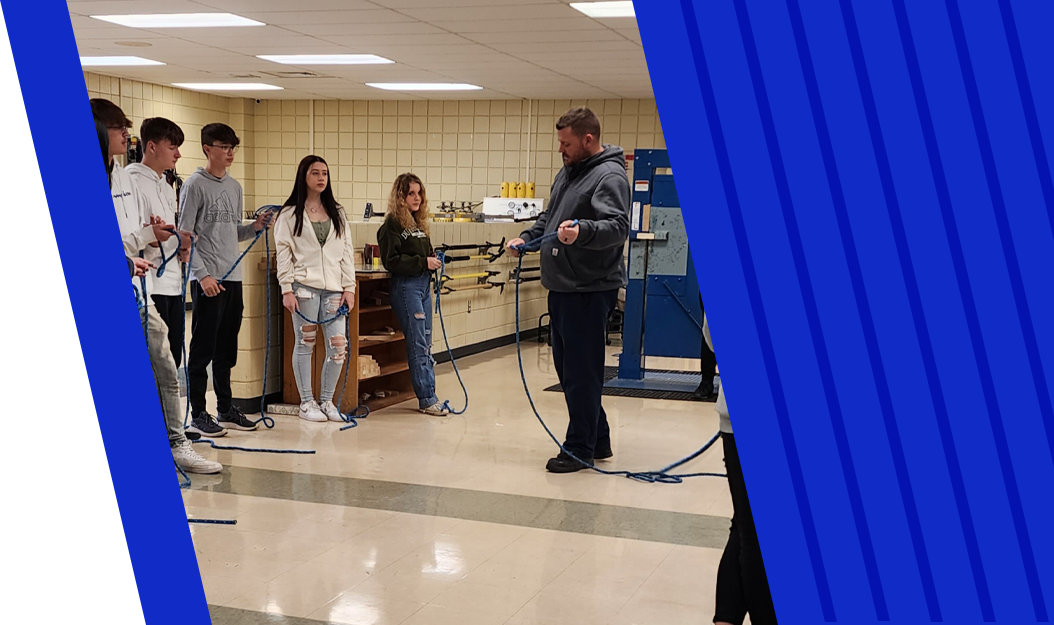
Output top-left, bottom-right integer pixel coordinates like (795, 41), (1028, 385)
(152, 294), (185, 367)
(548, 289), (616, 458)
(700, 297), (717, 391)
(715, 432), (778, 624)
(189, 281), (243, 416)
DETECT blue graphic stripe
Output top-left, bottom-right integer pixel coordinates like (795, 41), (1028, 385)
(892, 0), (1041, 618)
(770, 0), (941, 618)
(994, 0), (1054, 463)
(833, 0), (993, 619)
(943, 0), (1050, 617)
(731, 0), (887, 618)
(677, 0), (836, 619)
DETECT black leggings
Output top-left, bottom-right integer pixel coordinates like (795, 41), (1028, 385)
(700, 297), (717, 388)
(715, 432), (778, 624)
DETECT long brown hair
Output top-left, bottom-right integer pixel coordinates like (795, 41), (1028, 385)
(386, 172), (429, 235)
(282, 155), (344, 238)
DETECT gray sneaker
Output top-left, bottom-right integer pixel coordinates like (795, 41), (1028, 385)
(187, 412), (227, 438)
(419, 401), (450, 417)
(218, 406), (259, 431)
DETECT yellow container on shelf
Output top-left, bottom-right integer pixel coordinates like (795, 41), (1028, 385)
(516, 181), (526, 198)
(526, 182), (536, 198)
(500, 181), (510, 198)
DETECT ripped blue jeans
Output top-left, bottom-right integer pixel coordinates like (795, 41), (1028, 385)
(390, 273), (439, 408)
(290, 283), (348, 404)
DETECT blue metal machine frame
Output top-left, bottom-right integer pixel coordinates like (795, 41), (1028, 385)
(611, 149), (703, 392)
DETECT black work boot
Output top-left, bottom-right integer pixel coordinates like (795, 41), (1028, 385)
(546, 451), (592, 473)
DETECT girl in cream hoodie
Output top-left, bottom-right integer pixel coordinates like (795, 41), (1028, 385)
(275, 155), (356, 423)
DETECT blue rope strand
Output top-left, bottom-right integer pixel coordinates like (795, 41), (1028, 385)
(509, 222), (726, 483)
(433, 250), (468, 415)
(188, 519), (237, 525)
(192, 439), (316, 454)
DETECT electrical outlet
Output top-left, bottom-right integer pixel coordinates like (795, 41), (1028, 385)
(467, 300), (472, 313)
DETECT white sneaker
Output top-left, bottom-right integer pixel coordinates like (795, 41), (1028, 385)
(299, 400), (327, 422)
(319, 400), (344, 422)
(173, 440), (222, 475)
(419, 401), (450, 417)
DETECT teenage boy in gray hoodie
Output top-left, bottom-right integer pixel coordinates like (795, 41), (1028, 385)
(508, 107), (630, 473)
(179, 123), (271, 437)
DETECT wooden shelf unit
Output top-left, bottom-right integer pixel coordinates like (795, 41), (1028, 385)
(281, 271), (415, 413)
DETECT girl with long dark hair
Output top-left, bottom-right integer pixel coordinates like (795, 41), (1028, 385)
(376, 173), (447, 416)
(275, 155), (357, 423)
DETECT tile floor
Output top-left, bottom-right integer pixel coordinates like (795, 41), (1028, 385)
(183, 342), (730, 624)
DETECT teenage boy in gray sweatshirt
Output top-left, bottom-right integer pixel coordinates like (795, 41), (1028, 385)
(179, 123), (271, 436)
(508, 107), (630, 473)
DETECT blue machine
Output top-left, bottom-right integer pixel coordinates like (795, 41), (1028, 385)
(611, 149), (704, 392)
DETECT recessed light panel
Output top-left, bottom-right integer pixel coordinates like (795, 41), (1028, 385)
(91, 13), (264, 28)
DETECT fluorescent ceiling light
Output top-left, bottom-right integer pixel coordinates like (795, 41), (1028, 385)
(80, 56), (164, 67)
(173, 83), (282, 91)
(570, 1), (635, 18)
(367, 83), (482, 91)
(258, 54), (393, 65)
(91, 13), (264, 28)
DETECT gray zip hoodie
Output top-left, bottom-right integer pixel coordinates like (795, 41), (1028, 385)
(520, 145), (630, 293)
(178, 167), (255, 282)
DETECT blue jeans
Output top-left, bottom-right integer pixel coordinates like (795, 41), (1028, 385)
(290, 283), (347, 403)
(390, 273), (438, 408)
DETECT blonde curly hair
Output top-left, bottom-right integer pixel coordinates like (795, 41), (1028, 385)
(386, 172), (430, 235)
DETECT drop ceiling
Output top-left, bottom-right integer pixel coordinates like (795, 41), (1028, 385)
(68, 0), (652, 100)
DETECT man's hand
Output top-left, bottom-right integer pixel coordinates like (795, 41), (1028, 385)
(131, 257), (154, 278)
(426, 256), (442, 271)
(253, 210), (274, 232)
(507, 237), (526, 258)
(282, 292), (298, 314)
(200, 275), (225, 297)
(557, 220), (580, 245)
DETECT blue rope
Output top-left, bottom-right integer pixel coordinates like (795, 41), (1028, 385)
(433, 250), (468, 415)
(216, 209), (274, 284)
(155, 228), (182, 278)
(290, 301), (370, 430)
(510, 222), (726, 483)
(188, 519), (237, 525)
(257, 227), (276, 428)
(192, 439), (316, 454)
(176, 461), (191, 489)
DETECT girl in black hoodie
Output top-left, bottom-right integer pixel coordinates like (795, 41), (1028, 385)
(377, 173), (448, 416)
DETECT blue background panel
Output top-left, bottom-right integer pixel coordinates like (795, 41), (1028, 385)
(637, 0), (1054, 622)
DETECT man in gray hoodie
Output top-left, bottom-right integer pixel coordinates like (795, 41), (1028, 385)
(508, 107), (630, 473)
(179, 123), (270, 436)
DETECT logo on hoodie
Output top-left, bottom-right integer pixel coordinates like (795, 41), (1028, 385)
(202, 190), (239, 225)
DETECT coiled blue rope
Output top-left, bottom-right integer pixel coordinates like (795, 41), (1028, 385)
(433, 249), (468, 415)
(510, 221), (726, 483)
